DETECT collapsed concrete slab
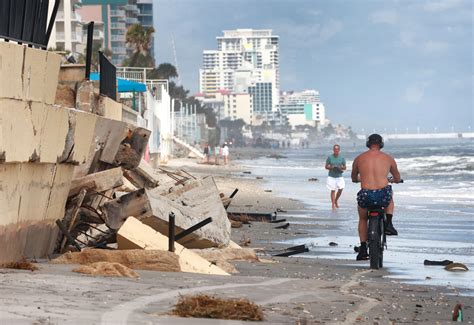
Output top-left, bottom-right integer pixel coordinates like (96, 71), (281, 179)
(117, 217), (229, 276)
(143, 177), (231, 249)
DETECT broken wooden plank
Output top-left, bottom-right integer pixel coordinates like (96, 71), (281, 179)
(69, 167), (123, 196)
(102, 189), (153, 230)
(272, 245), (309, 257)
(227, 211), (274, 222)
(270, 219), (287, 224)
(60, 188), (88, 252)
(274, 223), (290, 230)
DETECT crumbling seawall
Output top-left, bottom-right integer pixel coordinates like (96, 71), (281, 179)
(0, 42), (95, 263)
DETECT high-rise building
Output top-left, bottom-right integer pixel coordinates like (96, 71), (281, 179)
(199, 29), (280, 123)
(200, 29), (279, 98)
(79, 0), (147, 65)
(47, 0), (84, 55)
(137, 0), (154, 59)
(278, 90), (326, 127)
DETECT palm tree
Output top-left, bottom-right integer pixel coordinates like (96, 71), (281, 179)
(124, 24), (155, 67)
(147, 63), (178, 80)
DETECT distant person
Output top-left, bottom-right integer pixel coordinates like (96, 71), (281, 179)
(222, 143), (230, 165)
(351, 134), (401, 261)
(287, 140), (291, 148)
(203, 143), (210, 163)
(281, 141), (286, 149)
(325, 144), (346, 209)
(214, 144), (220, 165)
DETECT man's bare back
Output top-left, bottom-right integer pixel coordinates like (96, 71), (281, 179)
(352, 149), (400, 189)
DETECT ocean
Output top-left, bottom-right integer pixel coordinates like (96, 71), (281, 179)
(237, 138), (474, 295)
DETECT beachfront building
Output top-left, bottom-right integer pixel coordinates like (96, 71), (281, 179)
(137, 0), (154, 58)
(47, 0), (85, 55)
(223, 92), (253, 125)
(199, 29), (280, 124)
(79, 0), (144, 65)
(278, 90), (326, 128)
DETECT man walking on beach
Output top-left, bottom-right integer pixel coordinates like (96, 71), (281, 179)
(351, 134), (401, 260)
(325, 144), (346, 209)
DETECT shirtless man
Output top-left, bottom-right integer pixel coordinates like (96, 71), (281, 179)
(351, 134), (401, 260)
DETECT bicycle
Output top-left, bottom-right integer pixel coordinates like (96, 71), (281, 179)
(367, 178), (403, 270)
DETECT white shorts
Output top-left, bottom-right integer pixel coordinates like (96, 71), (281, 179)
(326, 176), (345, 191)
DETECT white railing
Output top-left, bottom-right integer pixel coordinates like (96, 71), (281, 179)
(116, 67), (153, 82)
(110, 10), (125, 16)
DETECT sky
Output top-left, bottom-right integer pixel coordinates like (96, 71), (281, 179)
(153, 0), (473, 132)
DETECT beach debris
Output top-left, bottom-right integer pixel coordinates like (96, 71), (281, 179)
(266, 154), (287, 159)
(242, 171), (252, 174)
(144, 177), (231, 249)
(256, 176), (263, 179)
(230, 220), (243, 228)
(116, 217), (229, 275)
(1, 259), (39, 272)
(239, 237), (251, 247)
(329, 242), (338, 246)
(424, 259), (453, 266)
(228, 211), (274, 222)
(72, 262), (139, 278)
(270, 219), (287, 224)
(452, 304), (463, 322)
(444, 263), (469, 272)
(264, 189), (272, 192)
(308, 178), (319, 182)
(274, 223), (290, 230)
(52, 249), (180, 272)
(272, 244), (309, 257)
(276, 208), (287, 213)
(172, 294), (264, 321)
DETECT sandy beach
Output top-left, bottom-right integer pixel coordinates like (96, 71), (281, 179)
(0, 153), (471, 324)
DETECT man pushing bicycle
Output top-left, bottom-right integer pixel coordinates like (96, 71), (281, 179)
(351, 134), (402, 261)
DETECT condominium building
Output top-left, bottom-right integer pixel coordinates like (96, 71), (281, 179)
(137, 0), (154, 58)
(47, 0), (84, 55)
(223, 93), (253, 125)
(200, 29), (279, 98)
(278, 90), (326, 127)
(80, 0), (144, 65)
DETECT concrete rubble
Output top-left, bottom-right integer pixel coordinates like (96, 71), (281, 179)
(0, 41), (249, 277)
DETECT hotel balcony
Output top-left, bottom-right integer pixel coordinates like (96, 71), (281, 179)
(111, 22), (126, 29)
(125, 17), (140, 25)
(125, 4), (139, 13)
(110, 10), (125, 16)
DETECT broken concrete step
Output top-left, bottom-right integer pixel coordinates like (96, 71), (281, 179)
(117, 217), (229, 276)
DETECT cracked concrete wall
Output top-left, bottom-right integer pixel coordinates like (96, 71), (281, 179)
(0, 42), (97, 262)
(0, 100), (97, 164)
(0, 41), (60, 105)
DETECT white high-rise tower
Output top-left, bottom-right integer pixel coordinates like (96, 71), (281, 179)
(199, 29), (279, 113)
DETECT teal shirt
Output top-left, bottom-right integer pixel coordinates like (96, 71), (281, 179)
(326, 154), (346, 178)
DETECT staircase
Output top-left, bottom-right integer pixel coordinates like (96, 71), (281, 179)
(172, 136), (205, 159)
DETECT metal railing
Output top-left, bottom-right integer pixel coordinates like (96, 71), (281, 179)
(0, 0), (60, 49)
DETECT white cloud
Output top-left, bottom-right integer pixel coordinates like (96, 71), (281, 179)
(370, 10), (398, 25)
(424, 0), (463, 12)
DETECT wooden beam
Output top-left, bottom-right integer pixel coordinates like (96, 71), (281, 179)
(69, 167), (123, 196)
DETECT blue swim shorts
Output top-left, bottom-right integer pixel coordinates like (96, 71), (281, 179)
(357, 185), (393, 208)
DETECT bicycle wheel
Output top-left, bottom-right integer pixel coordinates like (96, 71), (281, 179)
(368, 217), (381, 269)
